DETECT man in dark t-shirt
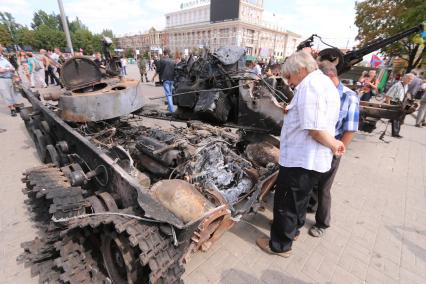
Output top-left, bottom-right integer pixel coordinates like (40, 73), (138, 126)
(94, 52), (106, 69)
(158, 51), (175, 112)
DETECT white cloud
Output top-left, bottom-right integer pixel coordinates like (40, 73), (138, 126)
(62, 0), (181, 35)
(267, 0), (359, 49)
(0, 0), (33, 25)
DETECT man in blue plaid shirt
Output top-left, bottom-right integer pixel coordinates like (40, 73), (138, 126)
(308, 61), (360, 238)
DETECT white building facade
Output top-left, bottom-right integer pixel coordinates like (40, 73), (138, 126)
(165, 0), (301, 59)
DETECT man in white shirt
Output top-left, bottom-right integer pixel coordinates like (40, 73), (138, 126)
(256, 51), (344, 257)
(250, 60), (262, 76)
(385, 73), (414, 138)
(0, 44), (18, 116)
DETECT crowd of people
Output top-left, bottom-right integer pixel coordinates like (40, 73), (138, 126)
(0, 45), (72, 116)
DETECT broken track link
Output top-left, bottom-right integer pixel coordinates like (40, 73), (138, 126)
(21, 164), (86, 230)
(63, 213), (186, 283)
(54, 232), (109, 284)
(18, 164), (87, 282)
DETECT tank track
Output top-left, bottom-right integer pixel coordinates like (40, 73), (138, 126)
(18, 164), (91, 283)
(18, 164), (186, 283)
(63, 213), (186, 283)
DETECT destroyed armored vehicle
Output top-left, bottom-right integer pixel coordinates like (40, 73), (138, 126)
(146, 46), (293, 135)
(17, 69), (281, 283)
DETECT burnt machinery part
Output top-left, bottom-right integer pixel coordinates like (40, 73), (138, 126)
(150, 180), (214, 223)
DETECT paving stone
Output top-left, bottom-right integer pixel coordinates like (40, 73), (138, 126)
(399, 267), (425, 284)
(330, 266), (363, 284)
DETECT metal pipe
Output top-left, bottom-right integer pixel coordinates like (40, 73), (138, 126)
(57, 0), (74, 54)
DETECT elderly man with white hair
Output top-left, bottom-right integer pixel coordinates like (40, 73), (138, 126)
(385, 73), (415, 138)
(256, 51), (344, 257)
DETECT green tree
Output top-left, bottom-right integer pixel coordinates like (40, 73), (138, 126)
(34, 24), (66, 50)
(0, 11), (22, 44)
(355, 0), (425, 72)
(72, 28), (95, 54)
(91, 34), (103, 53)
(31, 10), (61, 30)
(16, 27), (36, 49)
(0, 25), (12, 46)
(69, 17), (89, 33)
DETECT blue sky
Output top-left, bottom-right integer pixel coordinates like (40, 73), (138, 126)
(1, 0), (358, 49)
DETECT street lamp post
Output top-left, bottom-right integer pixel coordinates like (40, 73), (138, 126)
(57, 0), (74, 54)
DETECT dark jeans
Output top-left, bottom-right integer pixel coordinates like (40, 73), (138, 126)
(391, 119), (401, 136)
(307, 156), (341, 228)
(270, 166), (322, 253)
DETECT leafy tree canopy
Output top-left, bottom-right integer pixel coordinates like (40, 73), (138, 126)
(0, 10), (116, 55)
(0, 12), (22, 43)
(0, 25), (12, 46)
(31, 10), (61, 30)
(355, 0), (426, 71)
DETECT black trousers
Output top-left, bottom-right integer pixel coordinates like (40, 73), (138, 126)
(307, 156), (341, 228)
(270, 166), (322, 253)
(390, 101), (403, 136)
(45, 66), (60, 86)
(140, 72), (149, 82)
(391, 119), (401, 136)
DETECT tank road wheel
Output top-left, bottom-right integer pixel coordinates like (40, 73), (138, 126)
(101, 230), (143, 284)
(20, 108), (31, 130)
(46, 145), (60, 167)
(86, 196), (107, 213)
(33, 129), (48, 163)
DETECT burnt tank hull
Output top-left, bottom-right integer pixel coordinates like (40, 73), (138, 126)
(56, 57), (145, 123)
(18, 85), (280, 283)
(59, 78), (145, 122)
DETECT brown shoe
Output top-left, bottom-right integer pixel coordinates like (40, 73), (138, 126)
(256, 237), (291, 258)
(268, 220), (300, 241)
